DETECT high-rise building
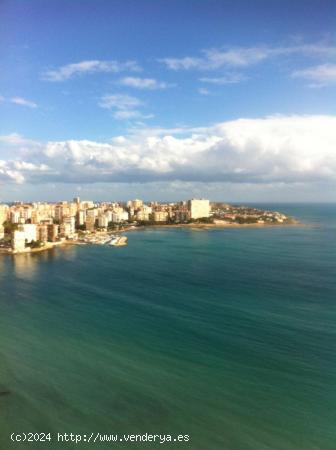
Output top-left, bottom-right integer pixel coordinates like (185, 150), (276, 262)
(0, 205), (8, 226)
(85, 209), (97, 231)
(47, 224), (59, 242)
(11, 230), (26, 252)
(77, 210), (86, 226)
(10, 210), (20, 224)
(187, 199), (210, 219)
(60, 216), (76, 237)
(111, 210), (129, 223)
(37, 225), (48, 243)
(127, 199), (143, 210)
(18, 224), (37, 243)
(98, 214), (109, 228)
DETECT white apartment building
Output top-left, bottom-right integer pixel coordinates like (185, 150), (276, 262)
(20, 208), (32, 221)
(61, 216), (76, 237)
(98, 214), (109, 228)
(111, 210), (129, 223)
(81, 201), (95, 209)
(136, 205), (152, 221)
(77, 209), (86, 226)
(188, 199), (210, 219)
(12, 230), (26, 252)
(127, 199), (143, 210)
(18, 224), (38, 243)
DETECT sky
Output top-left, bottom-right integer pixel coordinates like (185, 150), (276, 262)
(0, 0), (336, 202)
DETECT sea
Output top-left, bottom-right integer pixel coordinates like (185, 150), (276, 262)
(0, 204), (335, 450)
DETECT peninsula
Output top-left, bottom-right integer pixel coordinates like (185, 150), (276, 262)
(0, 198), (297, 254)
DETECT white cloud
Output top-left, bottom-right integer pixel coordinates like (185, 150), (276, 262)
(113, 110), (154, 120)
(160, 47), (269, 70)
(160, 43), (336, 71)
(119, 77), (169, 89)
(198, 88), (210, 95)
(0, 161), (25, 183)
(200, 74), (247, 85)
(0, 133), (38, 146)
(2, 115), (336, 187)
(42, 59), (141, 81)
(204, 46), (271, 68)
(10, 97), (37, 108)
(99, 94), (154, 121)
(113, 110), (142, 120)
(159, 56), (202, 70)
(292, 63), (336, 87)
(12, 161), (49, 171)
(99, 94), (142, 110)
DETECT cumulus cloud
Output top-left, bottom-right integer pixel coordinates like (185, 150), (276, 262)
(0, 161), (25, 183)
(41, 60), (141, 81)
(0, 157), (49, 184)
(1, 115), (336, 187)
(119, 77), (169, 89)
(292, 63), (336, 87)
(160, 43), (336, 71)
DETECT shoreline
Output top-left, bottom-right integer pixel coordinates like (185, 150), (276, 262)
(0, 220), (306, 256)
(122, 220), (304, 232)
(0, 240), (75, 256)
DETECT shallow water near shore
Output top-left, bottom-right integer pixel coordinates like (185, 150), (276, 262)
(0, 204), (335, 449)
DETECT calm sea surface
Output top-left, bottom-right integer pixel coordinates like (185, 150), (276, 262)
(0, 204), (335, 449)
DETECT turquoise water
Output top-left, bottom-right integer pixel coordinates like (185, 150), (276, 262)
(0, 204), (335, 449)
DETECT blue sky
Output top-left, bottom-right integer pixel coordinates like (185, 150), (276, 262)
(0, 0), (336, 202)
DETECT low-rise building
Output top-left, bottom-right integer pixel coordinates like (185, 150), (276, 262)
(174, 209), (190, 222)
(152, 211), (168, 222)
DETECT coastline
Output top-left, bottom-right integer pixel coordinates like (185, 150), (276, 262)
(0, 220), (305, 256)
(0, 240), (75, 256)
(122, 220), (303, 232)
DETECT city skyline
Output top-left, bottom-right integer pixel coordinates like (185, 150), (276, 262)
(1, 0), (336, 202)
(0, 197), (291, 254)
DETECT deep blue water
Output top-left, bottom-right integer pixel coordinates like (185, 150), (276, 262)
(0, 204), (335, 449)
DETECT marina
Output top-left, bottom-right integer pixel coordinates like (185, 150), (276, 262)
(79, 233), (128, 247)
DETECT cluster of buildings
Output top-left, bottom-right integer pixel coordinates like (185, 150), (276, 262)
(211, 204), (289, 224)
(0, 198), (210, 253)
